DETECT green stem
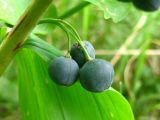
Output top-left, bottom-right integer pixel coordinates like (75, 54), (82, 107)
(59, 1), (90, 19)
(0, 0), (52, 76)
(57, 19), (92, 61)
(38, 20), (71, 53)
(83, 6), (90, 39)
(68, 35), (71, 53)
(38, 19), (92, 61)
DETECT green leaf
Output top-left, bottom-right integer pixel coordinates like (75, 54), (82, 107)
(16, 48), (134, 120)
(0, 0), (30, 24)
(85, 0), (131, 22)
(23, 35), (63, 62)
(0, 0), (57, 34)
(0, 26), (7, 42)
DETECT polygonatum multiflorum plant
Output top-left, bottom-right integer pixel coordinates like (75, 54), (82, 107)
(0, 0), (159, 120)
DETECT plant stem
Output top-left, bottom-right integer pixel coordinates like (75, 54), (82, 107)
(68, 35), (71, 53)
(38, 19), (71, 53)
(38, 19), (92, 61)
(83, 6), (90, 39)
(56, 19), (92, 61)
(59, 1), (90, 19)
(0, 0), (52, 76)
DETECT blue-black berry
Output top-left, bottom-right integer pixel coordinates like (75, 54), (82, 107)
(48, 56), (79, 86)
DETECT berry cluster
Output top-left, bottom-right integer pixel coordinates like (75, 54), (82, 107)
(48, 41), (114, 92)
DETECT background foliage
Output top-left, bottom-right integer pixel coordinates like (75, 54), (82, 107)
(0, 0), (160, 120)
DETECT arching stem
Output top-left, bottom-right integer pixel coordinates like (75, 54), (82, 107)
(38, 19), (92, 61)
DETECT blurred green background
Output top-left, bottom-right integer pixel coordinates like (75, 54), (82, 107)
(0, 0), (160, 120)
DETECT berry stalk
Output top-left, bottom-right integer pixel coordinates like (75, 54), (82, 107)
(38, 19), (92, 61)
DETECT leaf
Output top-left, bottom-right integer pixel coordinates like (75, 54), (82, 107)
(16, 48), (134, 120)
(85, 0), (131, 22)
(0, 0), (57, 34)
(23, 35), (63, 62)
(0, 0), (30, 24)
(0, 26), (7, 42)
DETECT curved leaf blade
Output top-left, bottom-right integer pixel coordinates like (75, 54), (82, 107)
(16, 48), (134, 120)
(23, 35), (63, 62)
(85, 0), (131, 22)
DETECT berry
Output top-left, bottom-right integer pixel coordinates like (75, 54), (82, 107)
(70, 41), (95, 67)
(48, 56), (79, 86)
(133, 0), (160, 12)
(79, 59), (114, 92)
